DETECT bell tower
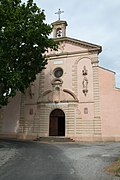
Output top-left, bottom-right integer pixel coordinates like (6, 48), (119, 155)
(51, 9), (68, 38)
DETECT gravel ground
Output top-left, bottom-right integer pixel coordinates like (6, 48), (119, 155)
(57, 142), (120, 180)
(0, 140), (17, 167)
(0, 140), (120, 180)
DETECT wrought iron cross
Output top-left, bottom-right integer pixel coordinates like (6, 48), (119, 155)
(55, 9), (64, 20)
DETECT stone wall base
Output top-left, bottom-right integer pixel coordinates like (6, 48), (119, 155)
(0, 133), (38, 141)
(71, 135), (120, 142)
(0, 133), (18, 140)
(0, 133), (120, 142)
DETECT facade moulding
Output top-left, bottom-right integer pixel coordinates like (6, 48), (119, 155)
(79, 101), (94, 104)
(46, 48), (101, 59)
(24, 103), (38, 105)
(53, 37), (102, 53)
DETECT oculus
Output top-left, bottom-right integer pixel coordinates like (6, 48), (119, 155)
(54, 67), (63, 78)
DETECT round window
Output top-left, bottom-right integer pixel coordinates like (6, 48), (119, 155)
(54, 67), (63, 78)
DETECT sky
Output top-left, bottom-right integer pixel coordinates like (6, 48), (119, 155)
(23, 0), (120, 87)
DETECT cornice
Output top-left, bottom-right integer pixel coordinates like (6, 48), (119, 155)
(51, 20), (68, 26)
(98, 66), (115, 74)
(46, 47), (100, 60)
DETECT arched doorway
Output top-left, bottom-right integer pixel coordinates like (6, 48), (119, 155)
(49, 109), (65, 136)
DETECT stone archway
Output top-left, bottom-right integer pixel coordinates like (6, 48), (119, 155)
(49, 109), (65, 136)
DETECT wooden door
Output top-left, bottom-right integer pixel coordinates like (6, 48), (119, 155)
(49, 109), (65, 136)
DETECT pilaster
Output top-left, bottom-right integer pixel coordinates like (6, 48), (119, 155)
(18, 93), (25, 133)
(72, 61), (78, 96)
(39, 71), (45, 97)
(0, 107), (5, 133)
(92, 59), (101, 134)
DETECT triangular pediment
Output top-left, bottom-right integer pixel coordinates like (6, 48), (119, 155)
(56, 36), (102, 53)
(46, 36), (102, 57)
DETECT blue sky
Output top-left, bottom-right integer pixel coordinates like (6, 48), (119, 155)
(23, 0), (120, 87)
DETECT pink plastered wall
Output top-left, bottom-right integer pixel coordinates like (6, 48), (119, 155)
(99, 67), (120, 136)
(2, 92), (21, 133)
(44, 56), (76, 92)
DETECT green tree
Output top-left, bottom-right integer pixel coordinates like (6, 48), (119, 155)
(0, 0), (56, 107)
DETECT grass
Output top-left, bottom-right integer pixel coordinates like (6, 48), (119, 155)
(106, 158), (120, 177)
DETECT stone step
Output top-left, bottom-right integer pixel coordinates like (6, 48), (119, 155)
(34, 136), (75, 142)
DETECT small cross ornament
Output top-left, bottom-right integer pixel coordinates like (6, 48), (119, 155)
(55, 9), (64, 20)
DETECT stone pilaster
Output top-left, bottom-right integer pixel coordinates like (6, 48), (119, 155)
(39, 71), (45, 97)
(72, 61), (78, 96)
(0, 107), (5, 133)
(18, 93), (25, 133)
(92, 59), (101, 135)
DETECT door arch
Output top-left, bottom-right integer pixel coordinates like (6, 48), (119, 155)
(49, 109), (65, 136)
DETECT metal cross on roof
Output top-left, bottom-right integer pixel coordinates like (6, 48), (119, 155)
(55, 9), (64, 21)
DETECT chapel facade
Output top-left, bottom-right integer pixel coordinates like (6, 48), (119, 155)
(0, 19), (120, 141)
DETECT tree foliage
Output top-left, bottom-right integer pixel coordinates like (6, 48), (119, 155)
(0, 0), (57, 107)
